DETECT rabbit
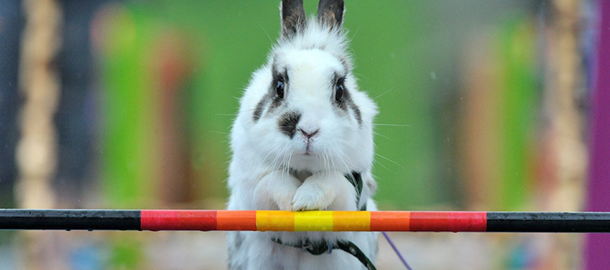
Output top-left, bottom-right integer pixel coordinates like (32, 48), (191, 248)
(226, 0), (379, 269)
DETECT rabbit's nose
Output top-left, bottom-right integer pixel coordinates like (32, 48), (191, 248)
(298, 128), (320, 139)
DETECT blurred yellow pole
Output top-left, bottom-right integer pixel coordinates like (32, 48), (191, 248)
(545, 0), (587, 211)
(15, 0), (62, 268)
(541, 0), (587, 269)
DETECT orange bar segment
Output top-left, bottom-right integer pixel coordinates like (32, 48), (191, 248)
(256, 211), (294, 231)
(370, 211), (410, 231)
(217, 210), (256, 231)
(333, 211), (370, 231)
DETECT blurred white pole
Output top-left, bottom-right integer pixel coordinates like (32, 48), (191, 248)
(542, 0), (587, 269)
(16, 0), (62, 268)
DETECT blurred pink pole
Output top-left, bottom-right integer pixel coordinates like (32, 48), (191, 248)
(585, 1), (610, 269)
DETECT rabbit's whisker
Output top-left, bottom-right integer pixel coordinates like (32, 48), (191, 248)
(374, 123), (411, 127)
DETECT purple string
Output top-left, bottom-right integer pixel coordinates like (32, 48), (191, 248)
(382, 231), (413, 270)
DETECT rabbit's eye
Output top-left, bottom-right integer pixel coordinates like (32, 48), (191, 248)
(276, 79), (285, 99)
(335, 81), (345, 102)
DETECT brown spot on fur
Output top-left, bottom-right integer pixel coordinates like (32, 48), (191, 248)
(278, 112), (301, 138)
(253, 93), (272, 122)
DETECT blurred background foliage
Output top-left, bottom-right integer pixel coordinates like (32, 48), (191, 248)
(97, 0), (548, 210)
(0, 0), (600, 269)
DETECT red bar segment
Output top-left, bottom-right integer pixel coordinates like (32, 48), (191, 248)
(141, 210), (217, 231)
(410, 211), (487, 232)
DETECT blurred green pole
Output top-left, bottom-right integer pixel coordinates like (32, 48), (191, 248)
(100, 5), (156, 209)
(98, 4), (159, 268)
(498, 18), (538, 210)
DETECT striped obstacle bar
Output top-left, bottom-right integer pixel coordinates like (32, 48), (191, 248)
(1, 210), (609, 233)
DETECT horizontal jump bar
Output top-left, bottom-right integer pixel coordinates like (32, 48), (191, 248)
(1, 209), (609, 233)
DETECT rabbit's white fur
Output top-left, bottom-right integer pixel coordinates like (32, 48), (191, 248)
(227, 1), (378, 269)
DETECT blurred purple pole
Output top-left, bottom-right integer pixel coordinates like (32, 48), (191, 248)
(585, 1), (610, 269)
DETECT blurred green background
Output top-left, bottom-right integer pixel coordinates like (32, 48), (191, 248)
(98, 0), (542, 210)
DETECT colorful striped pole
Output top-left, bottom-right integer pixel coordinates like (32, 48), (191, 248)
(1, 210), (610, 233)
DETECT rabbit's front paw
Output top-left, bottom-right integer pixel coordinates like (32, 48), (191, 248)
(292, 186), (331, 211)
(254, 170), (301, 211)
(276, 189), (298, 211)
(292, 172), (341, 211)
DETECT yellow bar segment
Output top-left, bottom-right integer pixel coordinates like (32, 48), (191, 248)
(294, 211), (333, 231)
(256, 211), (294, 231)
(333, 211), (371, 231)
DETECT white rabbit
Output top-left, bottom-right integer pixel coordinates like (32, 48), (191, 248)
(227, 0), (379, 269)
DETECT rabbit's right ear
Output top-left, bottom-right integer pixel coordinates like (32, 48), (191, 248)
(317, 0), (344, 29)
(281, 0), (306, 38)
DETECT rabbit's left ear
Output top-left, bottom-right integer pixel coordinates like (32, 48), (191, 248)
(281, 0), (306, 38)
(317, 0), (344, 29)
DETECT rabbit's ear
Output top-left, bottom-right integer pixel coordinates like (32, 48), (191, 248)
(317, 0), (344, 29)
(281, 0), (306, 38)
